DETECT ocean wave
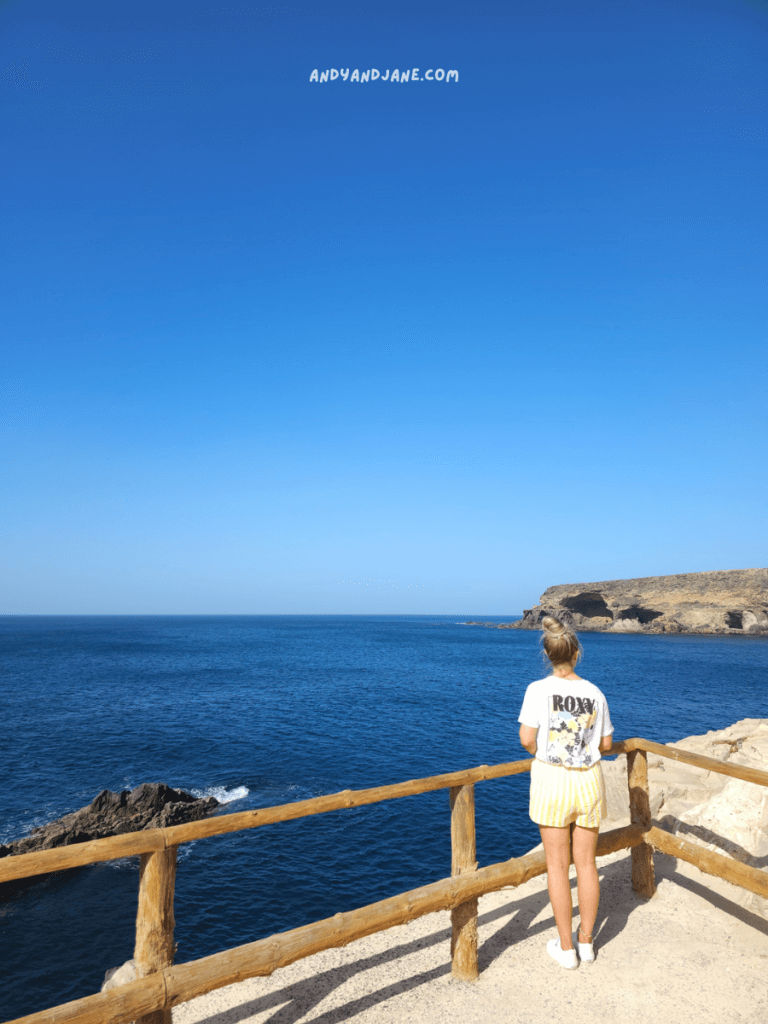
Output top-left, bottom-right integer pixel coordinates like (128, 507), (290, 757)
(191, 785), (250, 805)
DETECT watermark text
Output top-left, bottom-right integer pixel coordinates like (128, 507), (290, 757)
(309, 68), (458, 83)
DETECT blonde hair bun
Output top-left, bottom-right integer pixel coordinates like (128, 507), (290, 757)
(540, 614), (582, 666)
(541, 615), (569, 636)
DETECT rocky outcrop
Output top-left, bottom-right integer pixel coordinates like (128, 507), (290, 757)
(512, 568), (768, 634)
(602, 718), (768, 919)
(102, 959), (137, 992)
(0, 783), (218, 858)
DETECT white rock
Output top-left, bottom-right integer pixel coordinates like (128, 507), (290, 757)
(607, 618), (644, 632)
(102, 958), (137, 992)
(602, 718), (768, 920)
(690, 778), (768, 859)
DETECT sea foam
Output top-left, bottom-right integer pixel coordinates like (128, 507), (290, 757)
(191, 785), (249, 804)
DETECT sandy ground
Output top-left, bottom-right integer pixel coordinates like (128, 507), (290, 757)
(173, 846), (768, 1024)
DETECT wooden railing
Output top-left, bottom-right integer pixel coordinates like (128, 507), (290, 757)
(3, 738), (768, 1024)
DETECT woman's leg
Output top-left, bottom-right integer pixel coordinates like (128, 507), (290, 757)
(539, 825), (574, 950)
(571, 824), (599, 940)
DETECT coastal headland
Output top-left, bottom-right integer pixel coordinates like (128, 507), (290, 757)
(469, 567), (768, 635)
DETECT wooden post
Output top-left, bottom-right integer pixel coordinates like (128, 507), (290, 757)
(627, 750), (656, 898)
(449, 784), (478, 980)
(134, 846), (177, 1024)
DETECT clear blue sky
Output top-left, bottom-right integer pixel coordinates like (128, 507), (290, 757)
(2, 0), (766, 614)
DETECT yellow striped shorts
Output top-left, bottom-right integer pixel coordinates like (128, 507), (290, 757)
(529, 758), (606, 828)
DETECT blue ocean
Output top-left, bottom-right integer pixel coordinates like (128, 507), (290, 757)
(1, 615), (767, 1020)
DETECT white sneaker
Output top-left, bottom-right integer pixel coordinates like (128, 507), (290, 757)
(547, 937), (578, 969)
(573, 929), (595, 963)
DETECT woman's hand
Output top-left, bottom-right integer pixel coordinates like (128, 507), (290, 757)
(599, 733), (614, 754)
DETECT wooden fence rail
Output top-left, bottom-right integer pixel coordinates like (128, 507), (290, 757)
(7, 824), (646, 1024)
(4, 738), (768, 1024)
(0, 756), (549, 885)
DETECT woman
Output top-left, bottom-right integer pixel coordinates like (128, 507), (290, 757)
(517, 615), (614, 968)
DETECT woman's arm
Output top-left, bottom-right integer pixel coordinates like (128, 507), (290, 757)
(519, 724), (538, 756)
(599, 733), (614, 754)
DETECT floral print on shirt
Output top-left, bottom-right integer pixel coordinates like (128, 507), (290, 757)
(546, 694), (598, 767)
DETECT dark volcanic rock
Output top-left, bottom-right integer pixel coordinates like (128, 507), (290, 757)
(4, 783), (219, 857)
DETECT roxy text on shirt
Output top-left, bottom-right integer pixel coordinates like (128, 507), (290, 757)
(552, 695), (596, 715)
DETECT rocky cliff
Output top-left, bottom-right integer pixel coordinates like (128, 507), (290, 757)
(601, 718), (768, 920)
(513, 568), (768, 634)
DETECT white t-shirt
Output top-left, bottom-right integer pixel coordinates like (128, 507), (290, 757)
(517, 676), (613, 768)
